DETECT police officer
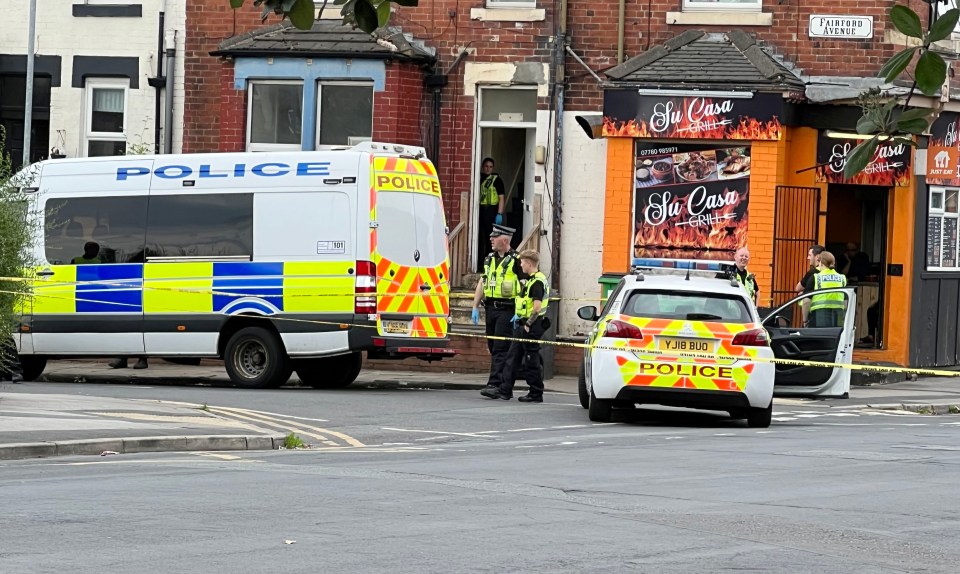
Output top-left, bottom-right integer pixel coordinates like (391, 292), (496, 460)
(733, 247), (759, 306)
(806, 251), (847, 328)
(472, 224), (524, 392)
(482, 249), (549, 402)
(477, 158), (506, 270)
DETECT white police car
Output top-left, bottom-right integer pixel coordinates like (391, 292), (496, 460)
(577, 261), (857, 426)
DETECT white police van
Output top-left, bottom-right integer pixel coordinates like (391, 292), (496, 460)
(16, 142), (453, 389)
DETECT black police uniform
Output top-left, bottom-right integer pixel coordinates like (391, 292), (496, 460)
(498, 278), (547, 401)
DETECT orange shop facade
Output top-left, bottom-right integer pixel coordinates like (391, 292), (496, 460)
(594, 89), (919, 369)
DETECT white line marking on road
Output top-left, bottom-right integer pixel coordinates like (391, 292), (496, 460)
(551, 425), (590, 429)
(714, 433), (736, 436)
(381, 427), (491, 438)
(506, 427), (546, 432)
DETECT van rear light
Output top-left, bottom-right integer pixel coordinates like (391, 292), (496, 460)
(603, 320), (644, 339)
(731, 328), (769, 347)
(355, 260), (377, 314)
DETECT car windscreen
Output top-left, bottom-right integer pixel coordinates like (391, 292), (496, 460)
(621, 290), (752, 323)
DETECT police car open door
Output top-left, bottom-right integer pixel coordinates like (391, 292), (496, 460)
(761, 287), (857, 398)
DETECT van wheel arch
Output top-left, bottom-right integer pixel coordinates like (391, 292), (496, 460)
(218, 315), (282, 359)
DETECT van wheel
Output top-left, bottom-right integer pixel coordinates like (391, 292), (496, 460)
(747, 401), (773, 428)
(578, 363), (589, 409)
(295, 352), (362, 389)
(224, 327), (290, 389)
(588, 388), (613, 422)
(19, 356), (47, 382)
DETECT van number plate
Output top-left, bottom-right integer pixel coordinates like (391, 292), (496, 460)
(383, 320), (411, 335)
(658, 337), (716, 353)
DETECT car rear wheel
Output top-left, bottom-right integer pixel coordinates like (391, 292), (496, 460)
(747, 401), (773, 428)
(588, 388), (613, 422)
(224, 327), (291, 389)
(295, 352), (363, 389)
(578, 363), (589, 409)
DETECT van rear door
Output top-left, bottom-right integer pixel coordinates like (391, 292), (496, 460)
(370, 156), (449, 340)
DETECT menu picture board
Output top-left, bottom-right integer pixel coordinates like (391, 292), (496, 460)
(633, 142), (750, 263)
(943, 218), (958, 268)
(928, 217), (943, 268)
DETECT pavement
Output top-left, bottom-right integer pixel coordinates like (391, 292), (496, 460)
(0, 359), (958, 461)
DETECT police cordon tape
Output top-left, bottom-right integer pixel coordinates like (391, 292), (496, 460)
(3, 286), (960, 380)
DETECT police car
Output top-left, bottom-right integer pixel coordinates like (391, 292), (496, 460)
(577, 261), (857, 427)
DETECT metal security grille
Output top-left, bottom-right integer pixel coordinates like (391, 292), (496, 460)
(771, 186), (821, 312)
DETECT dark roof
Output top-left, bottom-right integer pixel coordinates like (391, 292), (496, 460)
(604, 30), (804, 91)
(212, 20), (435, 63)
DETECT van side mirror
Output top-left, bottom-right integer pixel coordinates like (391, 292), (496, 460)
(577, 305), (598, 321)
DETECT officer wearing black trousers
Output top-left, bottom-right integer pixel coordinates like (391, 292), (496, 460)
(471, 224), (525, 391)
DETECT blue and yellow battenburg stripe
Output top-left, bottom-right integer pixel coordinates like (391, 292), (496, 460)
(29, 261), (356, 316)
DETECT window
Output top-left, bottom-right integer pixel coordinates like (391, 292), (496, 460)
(928, 187), (960, 270)
(84, 80), (127, 157)
(145, 194), (253, 259)
(247, 81), (303, 152)
(682, 0), (762, 12)
(316, 82), (373, 147)
(412, 193), (448, 267)
(622, 290), (752, 323)
(375, 192), (418, 266)
(44, 196), (148, 265)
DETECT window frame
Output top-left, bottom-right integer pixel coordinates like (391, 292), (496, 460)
(83, 78), (129, 157)
(246, 79), (305, 153)
(681, 0), (762, 13)
(315, 80), (375, 149)
(928, 186), (960, 271)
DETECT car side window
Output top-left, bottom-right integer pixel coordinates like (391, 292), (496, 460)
(599, 282), (624, 317)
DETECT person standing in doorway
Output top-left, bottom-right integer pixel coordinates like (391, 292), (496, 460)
(806, 251), (847, 328)
(482, 249), (550, 402)
(477, 157), (506, 271)
(733, 247), (759, 307)
(797, 244), (824, 326)
(471, 224), (524, 394)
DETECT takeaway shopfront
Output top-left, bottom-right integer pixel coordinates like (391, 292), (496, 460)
(597, 89), (920, 369)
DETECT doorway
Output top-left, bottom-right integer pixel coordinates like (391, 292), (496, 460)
(824, 184), (888, 349)
(0, 74), (51, 169)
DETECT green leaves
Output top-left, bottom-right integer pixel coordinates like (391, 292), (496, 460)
(230, 0), (418, 32)
(842, 136), (881, 180)
(878, 47), (916, 83)
(896, 107), (933, 135)
(229, 0), (245, 7)
(287, 0), (316, 30)
(376, 1), (392, 27)
(929, 8), (960, 43)
(916, 49), (948, 96)
(354, 0), (378, 32)
(890, 4), (923, 38)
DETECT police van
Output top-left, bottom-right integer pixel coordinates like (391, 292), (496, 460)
(15, 142), (453, 388)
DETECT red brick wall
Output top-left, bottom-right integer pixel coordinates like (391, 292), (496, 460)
(372, 62), (427, 147)
(219, 60), (246, 152)
(564, 0), (934, 109)
(184, 2), (272, 153)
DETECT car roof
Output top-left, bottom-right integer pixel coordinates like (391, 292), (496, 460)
(619, 273), (748, 297)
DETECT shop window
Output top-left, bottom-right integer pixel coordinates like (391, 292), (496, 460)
(145, 194), (254, 259)
(84, 80), (127, 157)
(316, 82), (373, 147)
(44, 196), (148, 265)
(682, 0), (762, 12)
(927, 187), (960, 270)
(247, 81), (303, 152)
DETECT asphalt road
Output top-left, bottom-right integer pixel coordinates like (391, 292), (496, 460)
(3, 382), (960, 573)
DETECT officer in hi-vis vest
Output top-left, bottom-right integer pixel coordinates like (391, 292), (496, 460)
(472, 224), (525, 392)
(807, 251), (847, 328)
(482, 249), (550, 402)
(733, 247), (759, 307)
(477, 157), (506, 271)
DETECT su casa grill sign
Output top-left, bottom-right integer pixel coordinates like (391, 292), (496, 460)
(814, 132), (911, 187)
(603, 91), (783, 140)
(809, 15), (874, 39)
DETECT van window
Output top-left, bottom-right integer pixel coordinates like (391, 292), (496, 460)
(44, 196), (148, 265)
(146, 194), (253, 259)
(375, 191), (418, 265)
(622, 290), (752, 323)
(412, 194), (447, 267)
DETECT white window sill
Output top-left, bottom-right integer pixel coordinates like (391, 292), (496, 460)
(666, 11), (773, 26)
(471, 8), (546, 22)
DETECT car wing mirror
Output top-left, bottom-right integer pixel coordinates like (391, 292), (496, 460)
(577, 305), (598, 321)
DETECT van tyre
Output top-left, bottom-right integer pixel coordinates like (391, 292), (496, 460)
(578, 363), (589, 409)
(296, 352), (362, 389)
(588, 388), (613, 422)
(224, 327), (290, 389)
(747, 401), (773, 428)
(19, 356), (47, 382)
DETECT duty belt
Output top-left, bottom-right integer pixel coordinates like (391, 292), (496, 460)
(486, 298), (515, 309)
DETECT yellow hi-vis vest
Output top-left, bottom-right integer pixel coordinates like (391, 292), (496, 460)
(735, 269), (756, 302)
(516, 271), (549, 319)
(483, 251), (519, 299)
(810, 269), (847, 311)
(480, 175), (500, 206)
